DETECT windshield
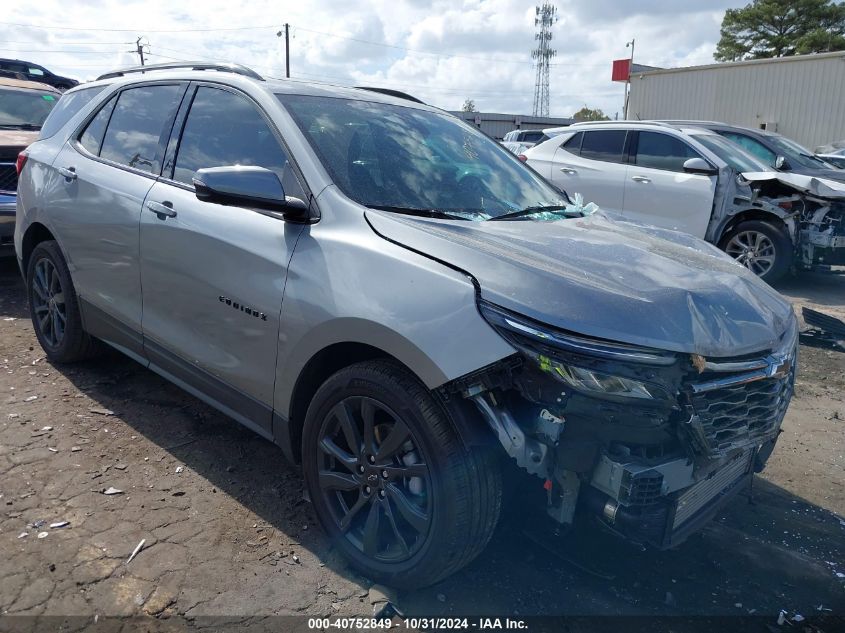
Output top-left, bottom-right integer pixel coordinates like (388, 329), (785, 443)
(692, 133), (769, 173)
(0, 86), (58, 129)
(280, 95), (565, 219)
(768, 134), (834, 169)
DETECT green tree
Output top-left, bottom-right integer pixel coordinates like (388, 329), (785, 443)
(572, 106), (610, 121)
(462, 98), (477, 112)
(715, 0), (845, 61)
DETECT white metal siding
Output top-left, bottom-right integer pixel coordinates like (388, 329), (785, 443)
(627, 53), (845, 150)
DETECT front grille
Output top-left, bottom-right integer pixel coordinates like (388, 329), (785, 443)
(0, 163), (16, 193)
(672, 450), (752, 528)
(685, 362), (794, 457)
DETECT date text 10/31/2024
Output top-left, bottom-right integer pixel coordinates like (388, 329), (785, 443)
(307, 618), (529, 630)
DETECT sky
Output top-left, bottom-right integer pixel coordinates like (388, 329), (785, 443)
(1, 0), (739, 118)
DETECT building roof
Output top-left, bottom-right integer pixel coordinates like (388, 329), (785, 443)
(631, 50), (845, 79)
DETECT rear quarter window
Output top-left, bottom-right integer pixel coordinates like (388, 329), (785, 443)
(39, 85), (107, 140)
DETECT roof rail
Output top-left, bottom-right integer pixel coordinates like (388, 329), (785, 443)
(97, 62), (264, 82)
(354, 86), (425, 104)
(569, 120), (677, 128)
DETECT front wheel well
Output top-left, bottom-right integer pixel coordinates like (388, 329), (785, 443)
(21, 222), (57, 279)
(718, 210), (791, 245)
(286, 342), (395, 462)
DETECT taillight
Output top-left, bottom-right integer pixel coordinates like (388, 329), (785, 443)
(778, 200), (793, 211)
(517, 154), (528, 162)
(15, 151), (28, 176)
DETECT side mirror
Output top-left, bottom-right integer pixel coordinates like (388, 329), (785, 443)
(193, 166), (309, 221)
(683, 157), (718, 175)
(774, 155), (790, 170)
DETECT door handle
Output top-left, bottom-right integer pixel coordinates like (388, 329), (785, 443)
(631, 176), (651, 183)
(559, 167), (577, 174)
(57, 166), (77, 181)
(145, 200), (177, 219)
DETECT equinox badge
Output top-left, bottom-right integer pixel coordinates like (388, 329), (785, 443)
(218, 295), (267, 321)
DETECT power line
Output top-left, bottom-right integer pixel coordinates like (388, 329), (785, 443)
(0, 20), (277, 33)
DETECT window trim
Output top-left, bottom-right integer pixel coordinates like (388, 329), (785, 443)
(71, 80), (189, 181)
(560, 131), (583, 155)
(159, 80), (313, 208)
(630, 130), (709, 173)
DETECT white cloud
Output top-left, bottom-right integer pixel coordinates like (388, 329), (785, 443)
(2, 0), (738, 117)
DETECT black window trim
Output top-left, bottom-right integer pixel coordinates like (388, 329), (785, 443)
(158, 79), (314, 214)
(629, 130), (711, 173)
(560, 130), (583, 154)
(71, 79), (190, 181)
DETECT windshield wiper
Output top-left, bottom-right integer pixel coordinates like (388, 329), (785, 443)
(367, 205), (471, 220)
(0, 123), (41, 131)
(488, 204), (580, 221)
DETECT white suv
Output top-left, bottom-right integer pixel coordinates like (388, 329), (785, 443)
(524, 121), (845, 282)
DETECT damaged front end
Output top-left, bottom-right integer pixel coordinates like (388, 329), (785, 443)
(451, 301), (797, 549)
(738, 174), (845, 269)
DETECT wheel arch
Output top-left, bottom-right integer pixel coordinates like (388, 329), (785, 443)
(717, 209), (792, 246)
(21, 222), (59, 280)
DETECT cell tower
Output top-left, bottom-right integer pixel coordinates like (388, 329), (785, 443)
(532, 3), (557, 117)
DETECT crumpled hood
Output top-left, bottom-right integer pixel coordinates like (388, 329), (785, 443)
(742, 171), (845, 199)
(365, 210), (794, 358)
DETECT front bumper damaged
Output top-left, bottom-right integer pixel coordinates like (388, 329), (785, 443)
(456, 303), (797, 549)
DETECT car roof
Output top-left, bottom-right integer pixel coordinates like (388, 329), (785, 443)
(0, 76), (61, 93)
(81, 63), (441, 114)
(658, 120), (781, 138)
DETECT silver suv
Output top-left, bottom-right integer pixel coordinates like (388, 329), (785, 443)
(15, 62), (797, 588)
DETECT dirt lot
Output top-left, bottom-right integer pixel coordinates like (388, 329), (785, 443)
(1, 258), (844, 626)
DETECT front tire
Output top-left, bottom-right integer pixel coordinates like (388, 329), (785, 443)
(27, 241), (99, 363)
(720, 220), (793, 283)
(302, 360), (502, 588)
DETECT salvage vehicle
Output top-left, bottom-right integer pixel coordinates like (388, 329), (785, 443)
(524, 121), (845, 282)
(16, 63), (797, 588)
(0, 58), (79, 92)
(660, 120), (845, 183)
(0, 77), (62, 254)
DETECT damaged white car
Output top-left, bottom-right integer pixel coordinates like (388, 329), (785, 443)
(524, 121), (845, 283)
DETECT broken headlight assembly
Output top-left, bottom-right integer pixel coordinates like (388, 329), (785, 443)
(478, 301), (676, 402)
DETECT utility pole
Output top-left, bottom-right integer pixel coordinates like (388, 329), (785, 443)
(531, 4), (557, 118)
(276, 24), (290, 78)
(135, 36), (146, 66)
(623, 38), (635, 120)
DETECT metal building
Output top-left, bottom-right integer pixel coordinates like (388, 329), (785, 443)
(626, 51), (845, 150)
(449, 111), (574, 140)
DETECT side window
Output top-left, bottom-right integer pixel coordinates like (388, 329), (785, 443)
(27, 67), (46, 77)
(561, 131), (583, 153)
(99, 84), (183, 174)
(579, 130), (626, 163)
(79, 96), (117, 156)
(634, 131), (701, 172)
(722, 132), (776, 166)
(39, 86), (107, 139)
(172, 86), (304, 198)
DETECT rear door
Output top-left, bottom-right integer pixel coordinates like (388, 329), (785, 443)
(139, 83), (308, 437)
(622, 130), (717, 238)
(550, 129), (628, 214)
(48, 82), (186, 357)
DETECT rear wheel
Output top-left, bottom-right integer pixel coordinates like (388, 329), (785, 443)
(27, 241), (99, 362)
(302, 360), (502, 588)
(720, 220), (792, 283)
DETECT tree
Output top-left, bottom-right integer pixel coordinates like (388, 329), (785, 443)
(461, 99), (477, 112)
(572, 106), (609, 122)
(715, 0), (845, 61)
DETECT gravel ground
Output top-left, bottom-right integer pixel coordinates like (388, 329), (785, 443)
(1, 258), (844, 625)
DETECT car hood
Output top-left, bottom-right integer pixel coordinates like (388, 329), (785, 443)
(788, 166), (845, 183)
(742, 171), (845, 199)
(365, 210), (794, 358)
(0, 129), (39, 148)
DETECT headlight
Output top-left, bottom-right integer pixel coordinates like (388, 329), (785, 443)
(479, 301), (674, 401)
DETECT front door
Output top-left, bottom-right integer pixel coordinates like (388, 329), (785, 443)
(139, 84), (308, 437)
(622, 131), (716, 239)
